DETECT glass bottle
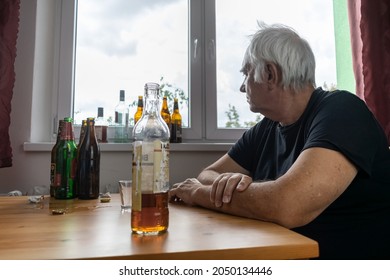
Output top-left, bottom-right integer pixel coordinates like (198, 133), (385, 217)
(170, 98), (182, 143)
(78, 119), (87, 146)
(160, 95), (171, 128)
(77, 117), (101, 199)
(132, 82), (170, 235)
(114, 89), (129, 143)
(95, 107), (108, 143)
(134, 95), (143, 125)
(50, 120), (65, 197)
(55, 117), (78, 199)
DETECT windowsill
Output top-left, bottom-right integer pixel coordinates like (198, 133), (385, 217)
(23, 142), (234, 152)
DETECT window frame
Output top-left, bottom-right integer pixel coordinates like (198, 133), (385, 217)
(54, 0), (247, 143)
(51, 0), (349, 144)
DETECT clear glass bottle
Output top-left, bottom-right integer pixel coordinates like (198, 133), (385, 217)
(77, 117), (100, 199)
(55, 117), (78, 199)
(114, 89), (129, 142)
(132, 82), (170, 235)
(170, 98), (182, 143)
(134, 95), (143, 125)
(50, 120), (65, 197)
(95, 107), (108, 143)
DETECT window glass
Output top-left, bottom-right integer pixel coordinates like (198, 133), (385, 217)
(215, 0), (336, 128)
(74, 0), (189, 126)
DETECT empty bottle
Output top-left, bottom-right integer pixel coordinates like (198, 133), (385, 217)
(114, 89), (129, 142)
(77, 117), (100, 199)
(55, 117), (78, 199)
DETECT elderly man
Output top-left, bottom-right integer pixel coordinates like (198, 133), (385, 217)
(169, 23), (390, 259)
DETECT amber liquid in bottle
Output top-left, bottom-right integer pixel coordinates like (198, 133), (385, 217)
(170, 98), (182, 143)
(134, 95), (143, 125)
(160, 96), (171, 128)
(131, 192), (169, 234)
(132, 83), (170, 235)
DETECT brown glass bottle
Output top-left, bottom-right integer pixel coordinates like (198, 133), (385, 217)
(78, 119), (87, 146)
(77, 117), (100, 199)
(50, 120), (65, 197)
(134, 95), (143, 125)
(160, 96), (171, 128)
(170, 98), (182, 143)
(55, 117), (78, 199)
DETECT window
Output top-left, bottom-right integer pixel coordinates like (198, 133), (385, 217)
(55, 0), (346, 143)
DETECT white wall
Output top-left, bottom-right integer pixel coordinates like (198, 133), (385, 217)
(0, 0), (231, 195)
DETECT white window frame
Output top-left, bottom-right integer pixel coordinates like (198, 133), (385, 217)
(49, 0), (350, 144)
(53, 0), (247, 143)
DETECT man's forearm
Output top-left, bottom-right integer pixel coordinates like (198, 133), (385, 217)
(197, 169), (220, 185)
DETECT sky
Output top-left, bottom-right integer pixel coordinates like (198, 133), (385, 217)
(74, 0), (336, 127)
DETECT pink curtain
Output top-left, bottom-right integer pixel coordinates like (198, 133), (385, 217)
(348, 0), (390, 144)
(0, 0), (20, 168)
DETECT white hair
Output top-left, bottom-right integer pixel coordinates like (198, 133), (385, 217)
(242, 22), (316, 91)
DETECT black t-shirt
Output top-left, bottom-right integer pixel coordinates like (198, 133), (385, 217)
(228, 88), (390, 259)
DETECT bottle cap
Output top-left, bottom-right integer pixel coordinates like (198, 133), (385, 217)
(120, 90), (125, 101)
(97, 107), (104, 117)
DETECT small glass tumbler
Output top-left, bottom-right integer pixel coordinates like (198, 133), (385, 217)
(119, 180), (132, 211)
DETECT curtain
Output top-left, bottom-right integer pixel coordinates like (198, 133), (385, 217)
(0, 0), (20, 168)
(348, 0), (390, 144)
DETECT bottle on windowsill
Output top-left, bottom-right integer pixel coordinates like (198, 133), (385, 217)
(170, 98), (182, 143)
(114, 89), (130, 143)
(95, 107), (108, 143)
(134, 95), (143, 126)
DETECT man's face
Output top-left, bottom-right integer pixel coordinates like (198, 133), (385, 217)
(240, 63), (273, 114)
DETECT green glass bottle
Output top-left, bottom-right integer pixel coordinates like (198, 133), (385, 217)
(77, 117), (100, 199)
(50, 120), (65, 197)
(55, 117), (78, 199)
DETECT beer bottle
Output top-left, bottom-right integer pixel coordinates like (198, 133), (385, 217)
(170, 98), (182, 143)
(78, 119), (87, 146)
(134, 95), (143, 125)
(114, 90), (129, 143)
(55, 117), (78, 199)
(160, 95), (171, 128)
(132, 82), (170, 235)
(50, 120), (65, 197)
(77, 117), (101, 199)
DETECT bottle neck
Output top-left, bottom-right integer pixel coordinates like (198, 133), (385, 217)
(60, 121), (75, 141)
(144, 89), (160, 116)
(173, 101), (180, 112)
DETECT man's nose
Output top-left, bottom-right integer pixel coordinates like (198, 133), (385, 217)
(240, 83), (246, 93)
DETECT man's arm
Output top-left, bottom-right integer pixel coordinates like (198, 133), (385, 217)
(196, 153), (251, 184)
(170, 147), (358, 229)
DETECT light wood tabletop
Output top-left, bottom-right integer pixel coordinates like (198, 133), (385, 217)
(0, 194), (319, 260)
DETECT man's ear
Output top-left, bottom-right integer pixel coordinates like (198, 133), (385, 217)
(266, 63), (281, 88)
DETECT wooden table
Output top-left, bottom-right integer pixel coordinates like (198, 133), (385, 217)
(0, 194), (318, 260)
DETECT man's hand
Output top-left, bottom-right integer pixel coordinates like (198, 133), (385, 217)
(169, 178), (203, 206)
(211, 173), (252, 207)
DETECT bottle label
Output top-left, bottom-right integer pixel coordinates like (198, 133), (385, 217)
(132, 140), (169, 212)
